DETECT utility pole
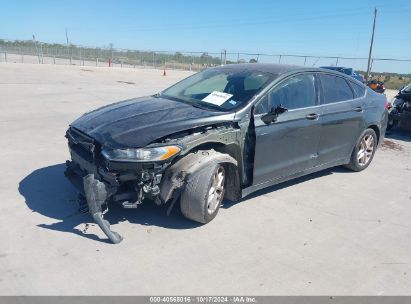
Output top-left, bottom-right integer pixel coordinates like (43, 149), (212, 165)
(65, 28), (72, 65)
(39, 42), (43, 63)
(366, 7), (377, 81)
(65, 28), (69, 45)
(110, 43), (114, 67)
(32, 34), (41, 64)
(220, 49), (227, 65)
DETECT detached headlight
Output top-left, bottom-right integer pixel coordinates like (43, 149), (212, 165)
(102, 146), (181, 162)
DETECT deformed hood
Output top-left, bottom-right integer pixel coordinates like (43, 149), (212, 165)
(70, 96), (235, 148)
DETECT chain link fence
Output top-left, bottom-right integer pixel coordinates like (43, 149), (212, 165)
(0, 40), (225, 71)
(1, 39), (411, 78)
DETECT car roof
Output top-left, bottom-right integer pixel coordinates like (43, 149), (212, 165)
(212, 63), (349, 78)
(320, 66), (347, 69)
(212, 63), (366, 86)
(215, 63), (307, 75)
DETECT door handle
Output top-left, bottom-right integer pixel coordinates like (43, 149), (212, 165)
(305, 113), (319, 120)
(354, 106), (363, 112)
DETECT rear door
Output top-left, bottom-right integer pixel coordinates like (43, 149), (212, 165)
(252, 73), (322, 185)
(316, 73), (365, 165)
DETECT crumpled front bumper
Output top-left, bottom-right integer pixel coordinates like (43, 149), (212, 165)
(65, 161), (123, 244)
(389, 111), (411, 131)
(64, 160), (86, 194)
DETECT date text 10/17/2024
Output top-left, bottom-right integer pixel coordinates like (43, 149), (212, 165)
(149, 296), (257, 303)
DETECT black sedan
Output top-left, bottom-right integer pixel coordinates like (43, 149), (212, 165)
(65, 64), (388, 243)
(388, 83), (411, 131)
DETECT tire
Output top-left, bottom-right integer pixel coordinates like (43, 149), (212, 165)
(180, 163), (226, 224)
(345, 128), (377, 172)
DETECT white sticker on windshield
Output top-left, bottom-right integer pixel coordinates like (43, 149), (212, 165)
(202, 91), (233, 106)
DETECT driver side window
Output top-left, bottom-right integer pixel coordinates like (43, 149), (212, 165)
(255, 74), (316, 114)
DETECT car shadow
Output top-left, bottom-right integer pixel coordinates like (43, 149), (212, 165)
(20, 163), (353, 243)
(18, 163), (199, 243)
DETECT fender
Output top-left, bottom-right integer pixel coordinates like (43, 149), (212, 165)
(160, 149), (239, 203)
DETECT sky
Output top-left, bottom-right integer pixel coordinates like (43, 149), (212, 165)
(1, 0), (411, 73)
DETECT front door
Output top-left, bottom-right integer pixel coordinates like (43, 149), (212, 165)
(252, 73), (322, 186)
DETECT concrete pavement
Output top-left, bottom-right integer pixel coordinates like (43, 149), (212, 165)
(0, 63), (410, 295)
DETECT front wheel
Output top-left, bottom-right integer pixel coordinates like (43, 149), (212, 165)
(345, 128), (377, 172)
(180, 163), (225, 224)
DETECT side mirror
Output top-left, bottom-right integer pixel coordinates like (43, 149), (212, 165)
(261, 104), (288, 124)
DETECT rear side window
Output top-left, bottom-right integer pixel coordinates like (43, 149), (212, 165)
(350, 82), (366, 98)
(319, 74), (354, 104)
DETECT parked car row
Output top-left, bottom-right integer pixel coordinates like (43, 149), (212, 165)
(367, 79), (386, 94)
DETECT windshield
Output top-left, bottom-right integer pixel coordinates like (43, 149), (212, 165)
(161, 68), (275, 111)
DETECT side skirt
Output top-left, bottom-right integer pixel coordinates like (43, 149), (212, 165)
(241, 159), (346, 198)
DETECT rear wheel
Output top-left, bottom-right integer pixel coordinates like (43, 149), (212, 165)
(180, 163), (225, 224)
(345, 128), (377, 172)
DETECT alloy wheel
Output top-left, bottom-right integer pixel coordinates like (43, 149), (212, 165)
(357, 134), (374, 166)
(207, 166), (225, 214)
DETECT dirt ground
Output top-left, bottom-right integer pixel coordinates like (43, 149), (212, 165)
(0, 63), (410, 295)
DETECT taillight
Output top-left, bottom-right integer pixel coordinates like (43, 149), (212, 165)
(384, 98), (389, 110)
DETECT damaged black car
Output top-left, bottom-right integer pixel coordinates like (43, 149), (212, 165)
(388, 83), (411, 131)
(65, 64), (388, 243)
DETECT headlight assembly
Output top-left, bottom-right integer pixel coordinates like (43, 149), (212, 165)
(102, 146), (181, 162)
